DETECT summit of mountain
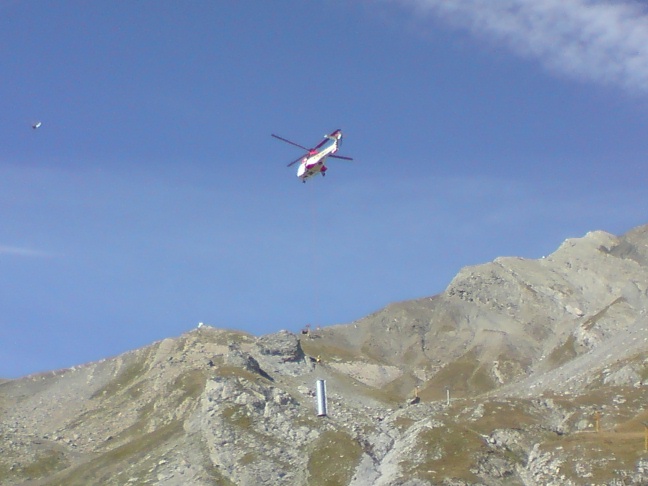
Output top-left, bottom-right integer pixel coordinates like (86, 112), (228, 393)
(316, 226), (648, 399)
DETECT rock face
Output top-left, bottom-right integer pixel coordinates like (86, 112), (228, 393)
(2, 225), (648, 485)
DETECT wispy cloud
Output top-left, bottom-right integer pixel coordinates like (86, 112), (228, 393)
(0, 246), (54, 258)
(393, 0), (648, 93)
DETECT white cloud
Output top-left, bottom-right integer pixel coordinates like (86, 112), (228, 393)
(393, 0), (648, 92)
(0, 246), (53, 258)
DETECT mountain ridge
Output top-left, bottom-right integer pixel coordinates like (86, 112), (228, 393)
(2, 224), (648, 485)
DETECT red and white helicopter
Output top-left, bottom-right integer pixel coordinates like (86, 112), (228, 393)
(272, 129), (353, 182)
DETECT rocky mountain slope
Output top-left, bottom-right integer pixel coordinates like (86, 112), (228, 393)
(2, 225), (648, 485)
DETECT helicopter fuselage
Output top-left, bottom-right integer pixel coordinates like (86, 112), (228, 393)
(296, 140), (339, 182)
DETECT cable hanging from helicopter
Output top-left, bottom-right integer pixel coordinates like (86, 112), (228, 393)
(272, 128), (354, 331)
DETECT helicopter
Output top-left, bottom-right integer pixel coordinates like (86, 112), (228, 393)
(272, 129), (353, 182)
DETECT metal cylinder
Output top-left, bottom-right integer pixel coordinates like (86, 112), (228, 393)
(316, 379), (327, 417)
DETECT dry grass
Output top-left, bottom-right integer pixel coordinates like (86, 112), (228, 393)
(307, 429), (363, 486)
(301, 338), (363, 363)
(546, 335), (579, 368)
(542, 429), (647, 483)
(421, 349), (496, 399)
(471, 400), (540, 432)
(46, 421), (183, 486)
(0, 449), (69, 483)
(401, 424), (484, 484)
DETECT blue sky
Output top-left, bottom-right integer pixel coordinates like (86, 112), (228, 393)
(2, 1), (648, 378)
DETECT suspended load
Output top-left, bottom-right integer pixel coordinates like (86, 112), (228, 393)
(316, 379), (328, 417)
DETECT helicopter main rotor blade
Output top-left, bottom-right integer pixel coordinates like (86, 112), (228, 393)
(329, 154), (354, 161)
(314, 138), (329, 150)
(287, 155), (306, 167)
(272, 134), (310, 151)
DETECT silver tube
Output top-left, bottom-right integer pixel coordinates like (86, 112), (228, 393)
(316, 379), (327, 417)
